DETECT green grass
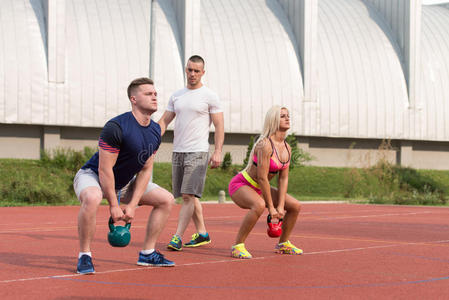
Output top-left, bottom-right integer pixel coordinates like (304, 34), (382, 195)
(286, 166), (348, 197)
(418, 169), (449, 195)
(1, 158), (449, 206)
(0, 159), (79, 206)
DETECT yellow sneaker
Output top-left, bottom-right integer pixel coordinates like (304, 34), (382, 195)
(275, 241), (303, 255)
(231, 243), (252, 259)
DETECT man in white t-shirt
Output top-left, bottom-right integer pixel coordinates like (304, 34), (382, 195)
(158, 55), (224, 251)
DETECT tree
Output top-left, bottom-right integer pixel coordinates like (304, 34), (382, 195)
(243, 135), (256, 166)
(286, 134), (313, 169)
(221, 152), (232, 170)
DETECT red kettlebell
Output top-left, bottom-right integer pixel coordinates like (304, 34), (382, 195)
(267, 214), (283, 238)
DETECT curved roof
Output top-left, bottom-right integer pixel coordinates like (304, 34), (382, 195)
(64, 0), (151, 126)
(199, 0), (303, 134)
(151, 0), (184, 112)
(313, 0), (408, 139)
(151, 0), (304, 134)
(2, 0), (449, 142)
(420, 5), (449, 140)
(0, 0), (152, 127)
(0, 0), (47, 124)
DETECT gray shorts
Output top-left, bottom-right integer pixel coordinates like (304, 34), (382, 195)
(172, 152), (209, 198)
(73, 168), (160, 203)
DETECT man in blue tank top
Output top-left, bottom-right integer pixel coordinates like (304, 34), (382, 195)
(73, 77), (175, 274)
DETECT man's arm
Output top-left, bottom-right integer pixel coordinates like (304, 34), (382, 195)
(158, 111), (176, 136)
(98, 148), (123, 222)
(122, 154), (155, 222)
(209, 112), (224, 168)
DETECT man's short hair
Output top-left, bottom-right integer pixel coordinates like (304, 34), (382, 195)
(188, 55), (205, 66)
(127, 77), (154, 99)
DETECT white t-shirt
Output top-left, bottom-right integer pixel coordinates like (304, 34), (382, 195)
(167, 86), (222, 152)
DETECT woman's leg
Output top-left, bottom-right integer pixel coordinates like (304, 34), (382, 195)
(231, 186), (265, 245)
(270, 187), (301, 243)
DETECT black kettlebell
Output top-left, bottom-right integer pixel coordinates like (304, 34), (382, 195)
(107, 216), (131, 247)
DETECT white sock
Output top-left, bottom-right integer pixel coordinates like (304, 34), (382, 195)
(78, 252), (92, 258)
(140, 249), (155, 255)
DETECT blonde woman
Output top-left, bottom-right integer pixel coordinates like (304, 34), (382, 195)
(228, 106), (302, 258)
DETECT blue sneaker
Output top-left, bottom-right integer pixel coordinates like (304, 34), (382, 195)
(137, 251), (175, 267)
(76, 255), (95, 274)
(167, 235), (182, 251)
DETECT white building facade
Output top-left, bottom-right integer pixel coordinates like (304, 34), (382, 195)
(1, 0), (449, 169)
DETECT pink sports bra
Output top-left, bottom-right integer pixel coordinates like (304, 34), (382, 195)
(252, 138), (290, 174)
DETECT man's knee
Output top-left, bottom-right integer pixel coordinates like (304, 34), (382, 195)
(79, 188), (103, 210)
(164, 193), (175, 208)
(142, 188), (175, 208)
(181, 194), (196, 203)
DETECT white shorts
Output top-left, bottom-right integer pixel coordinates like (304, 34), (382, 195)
(73, 168), (160, 203)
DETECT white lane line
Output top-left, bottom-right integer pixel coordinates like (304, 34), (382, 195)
(0, 256), (267, 284)
(1, 239), (448, 284)
(0, 211), (434, 233)
(304, 239), (449, 255)
(313, 211), (433, 220)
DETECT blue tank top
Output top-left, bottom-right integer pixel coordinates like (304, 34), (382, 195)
(82, 112), (161, 189)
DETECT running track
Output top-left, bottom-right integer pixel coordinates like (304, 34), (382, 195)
(1, 203), (449, 299)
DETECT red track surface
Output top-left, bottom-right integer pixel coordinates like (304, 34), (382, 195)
(1, 203), (449, 299)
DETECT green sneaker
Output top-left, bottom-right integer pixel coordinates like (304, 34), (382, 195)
(167, 235), (182, 251)
(184, 233), (211, 247)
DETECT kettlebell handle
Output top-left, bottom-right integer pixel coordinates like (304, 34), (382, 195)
(267, 214), (283, 224)
(108, 216), (131, 232)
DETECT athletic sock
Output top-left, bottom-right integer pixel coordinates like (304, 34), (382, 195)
(199, 232), (208, 237)
(140, 249), (155, 255)
(78, 252), (92, 259)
